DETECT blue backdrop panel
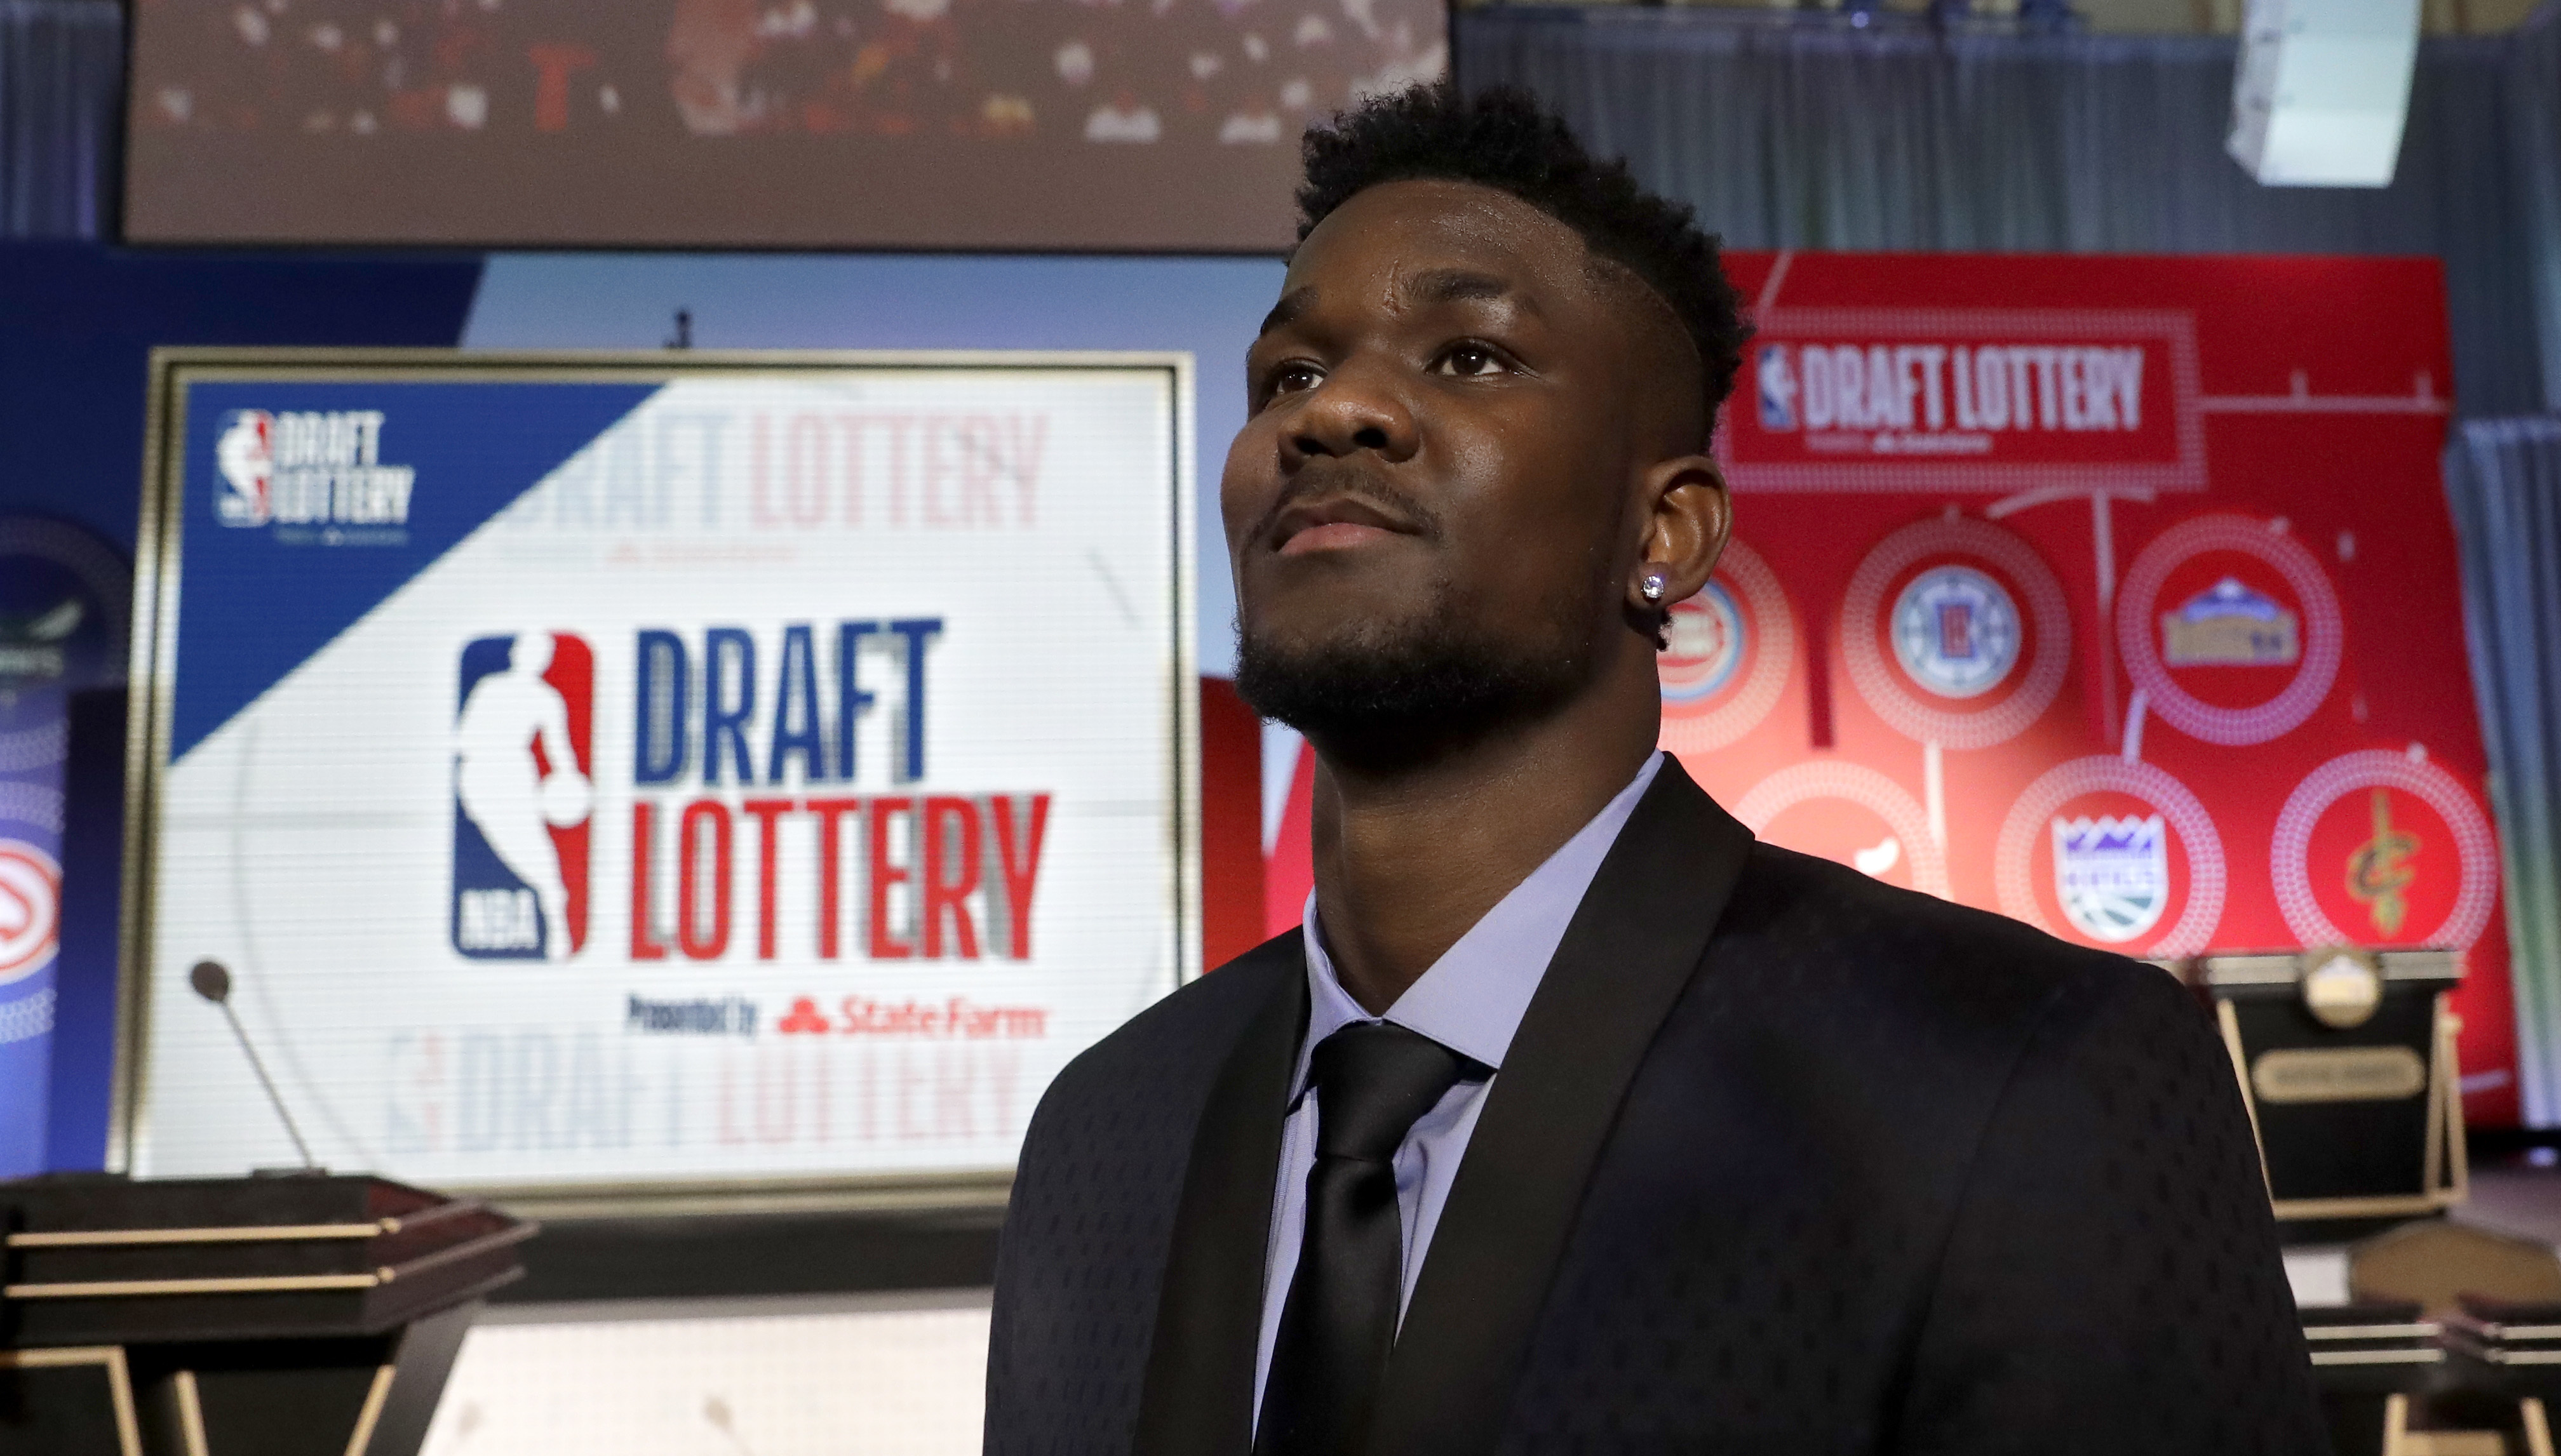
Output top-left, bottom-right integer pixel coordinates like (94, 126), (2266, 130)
(0, 244), (484, 1168)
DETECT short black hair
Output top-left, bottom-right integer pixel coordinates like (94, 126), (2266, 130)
(1297, 83), (1751, 437)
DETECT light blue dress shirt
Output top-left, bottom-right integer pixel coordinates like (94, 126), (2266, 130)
(1251, 751), (1666, 1421)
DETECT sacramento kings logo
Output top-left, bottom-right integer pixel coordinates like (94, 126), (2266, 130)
(1658, 582), (1746, 704)
(1891, 566), (2020, 699)
(2050, 815), (2169, 944)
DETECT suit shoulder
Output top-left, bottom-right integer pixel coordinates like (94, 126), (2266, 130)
(1033, 930), (1299, 1123)
(1718, 839), (2175, 1036)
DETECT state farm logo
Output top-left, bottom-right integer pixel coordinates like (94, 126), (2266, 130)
(452, 632), (595, 961)
(214, 408), (415, 532)
(0, 839), (61, 984)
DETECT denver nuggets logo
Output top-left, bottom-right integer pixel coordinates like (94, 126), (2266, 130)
(2050, 814), (2168, 944)
(1658, 582), (1745, 704)
(1891, 566), (2019, 699)
(2117, 515), (2341, 745)
(2163, 577), (2299, 667)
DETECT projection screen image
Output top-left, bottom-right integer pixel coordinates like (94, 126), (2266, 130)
(123, 0), (1448, 250)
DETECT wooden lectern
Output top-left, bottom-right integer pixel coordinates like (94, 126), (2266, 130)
(0, 1173), (534, 1456)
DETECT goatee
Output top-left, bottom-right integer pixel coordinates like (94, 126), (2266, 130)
(1234, 594), (1592, 765)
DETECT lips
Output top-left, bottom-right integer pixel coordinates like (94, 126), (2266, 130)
(1268, 494), (1420, 556)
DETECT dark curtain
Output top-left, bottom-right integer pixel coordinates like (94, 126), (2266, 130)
(2446, 419), (2561, 1123)
(0, 0), (119, 238)
(1458, 6), (2561, 417)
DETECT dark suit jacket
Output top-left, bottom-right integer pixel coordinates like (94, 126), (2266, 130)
(987, 759), (2326, 1455)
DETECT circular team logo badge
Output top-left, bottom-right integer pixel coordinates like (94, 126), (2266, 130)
(2116, 514), (2341, 746)
(0, 839), (61, 984)
(1892, 566), (2020, 699)
(2271, 748), (2498, 950)
(1658, 537), (1794, 754)
(1735, 761), (1951, 898)
(1995, 757), (2226, 956)
(1662, 582), (1745, 703)
(1843, 516), (2069, 749)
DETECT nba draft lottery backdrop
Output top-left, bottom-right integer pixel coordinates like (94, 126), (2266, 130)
(0, 518), (130, 1177)
(121, 351), (1196, 1198)
(1252, 253), (2522, 1123)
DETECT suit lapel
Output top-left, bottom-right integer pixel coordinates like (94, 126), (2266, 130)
(1134, 932), (1308, 1456)
(1369, 759), (1754, 1456)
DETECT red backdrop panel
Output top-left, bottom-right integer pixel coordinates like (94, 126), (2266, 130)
(1256, 251), (2515, 1126)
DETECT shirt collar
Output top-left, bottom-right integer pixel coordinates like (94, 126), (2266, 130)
(1293, 751), (1665, 1100)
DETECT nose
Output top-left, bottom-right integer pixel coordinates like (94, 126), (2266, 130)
(1283, 362), (1418, 465)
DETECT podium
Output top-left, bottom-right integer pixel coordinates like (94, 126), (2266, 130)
(1, 1174), (534, 1456)
(2193, 948), (2466, 1229)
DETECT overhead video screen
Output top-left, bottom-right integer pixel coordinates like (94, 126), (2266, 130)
(121, 0), (1447, 250)
(122, 351), (1195, 1204)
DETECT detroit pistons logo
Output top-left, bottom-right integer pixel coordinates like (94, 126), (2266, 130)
(0, 839), (60, 983)
(452, 632), (595, 961)
(1659, 582), (1746, 705)
(214, 410), (274, 528)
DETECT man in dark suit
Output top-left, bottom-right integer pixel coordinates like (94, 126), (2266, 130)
(988, 83), (2325, 1455)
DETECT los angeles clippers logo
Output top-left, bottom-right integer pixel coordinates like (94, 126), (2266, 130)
(452, 633), (594, 961)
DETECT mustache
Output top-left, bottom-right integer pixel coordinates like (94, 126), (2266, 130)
(1247, 462), (1443, 547)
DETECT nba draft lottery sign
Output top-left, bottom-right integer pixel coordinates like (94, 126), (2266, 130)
(121, 351), (1197, 1199)
(1677, 253), (2524, 1121)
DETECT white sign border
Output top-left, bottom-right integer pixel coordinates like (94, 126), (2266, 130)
(114, 347), (1199, 1215)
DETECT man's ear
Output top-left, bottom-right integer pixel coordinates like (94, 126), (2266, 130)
(1624, 454), (1731, 615)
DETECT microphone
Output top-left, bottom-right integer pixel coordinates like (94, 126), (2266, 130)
(188, 959), (321, 1172)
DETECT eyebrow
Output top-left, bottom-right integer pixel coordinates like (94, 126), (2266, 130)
(1254, 269), (1542, 339)
(1258, 287), (1315, 338)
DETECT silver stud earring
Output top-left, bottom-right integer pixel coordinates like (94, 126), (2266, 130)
(1640, 572), (1667, 603)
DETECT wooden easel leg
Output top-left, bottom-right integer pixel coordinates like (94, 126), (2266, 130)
(2521, 1396), (2555, 1456)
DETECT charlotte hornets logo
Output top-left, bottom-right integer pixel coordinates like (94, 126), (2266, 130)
(1892, 566), (2019, 699)
(2050, 815), (2168, 944)
(452, 632), (595, 960)
(214, 410), (275, 527)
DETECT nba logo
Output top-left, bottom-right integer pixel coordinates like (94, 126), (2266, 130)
(1756, 345), (1798, 431)
(452, 632), (594, 961)
(214, 410), (274, 528)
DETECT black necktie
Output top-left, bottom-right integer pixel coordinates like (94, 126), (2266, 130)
(1255, 1021), (1472, 1456)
